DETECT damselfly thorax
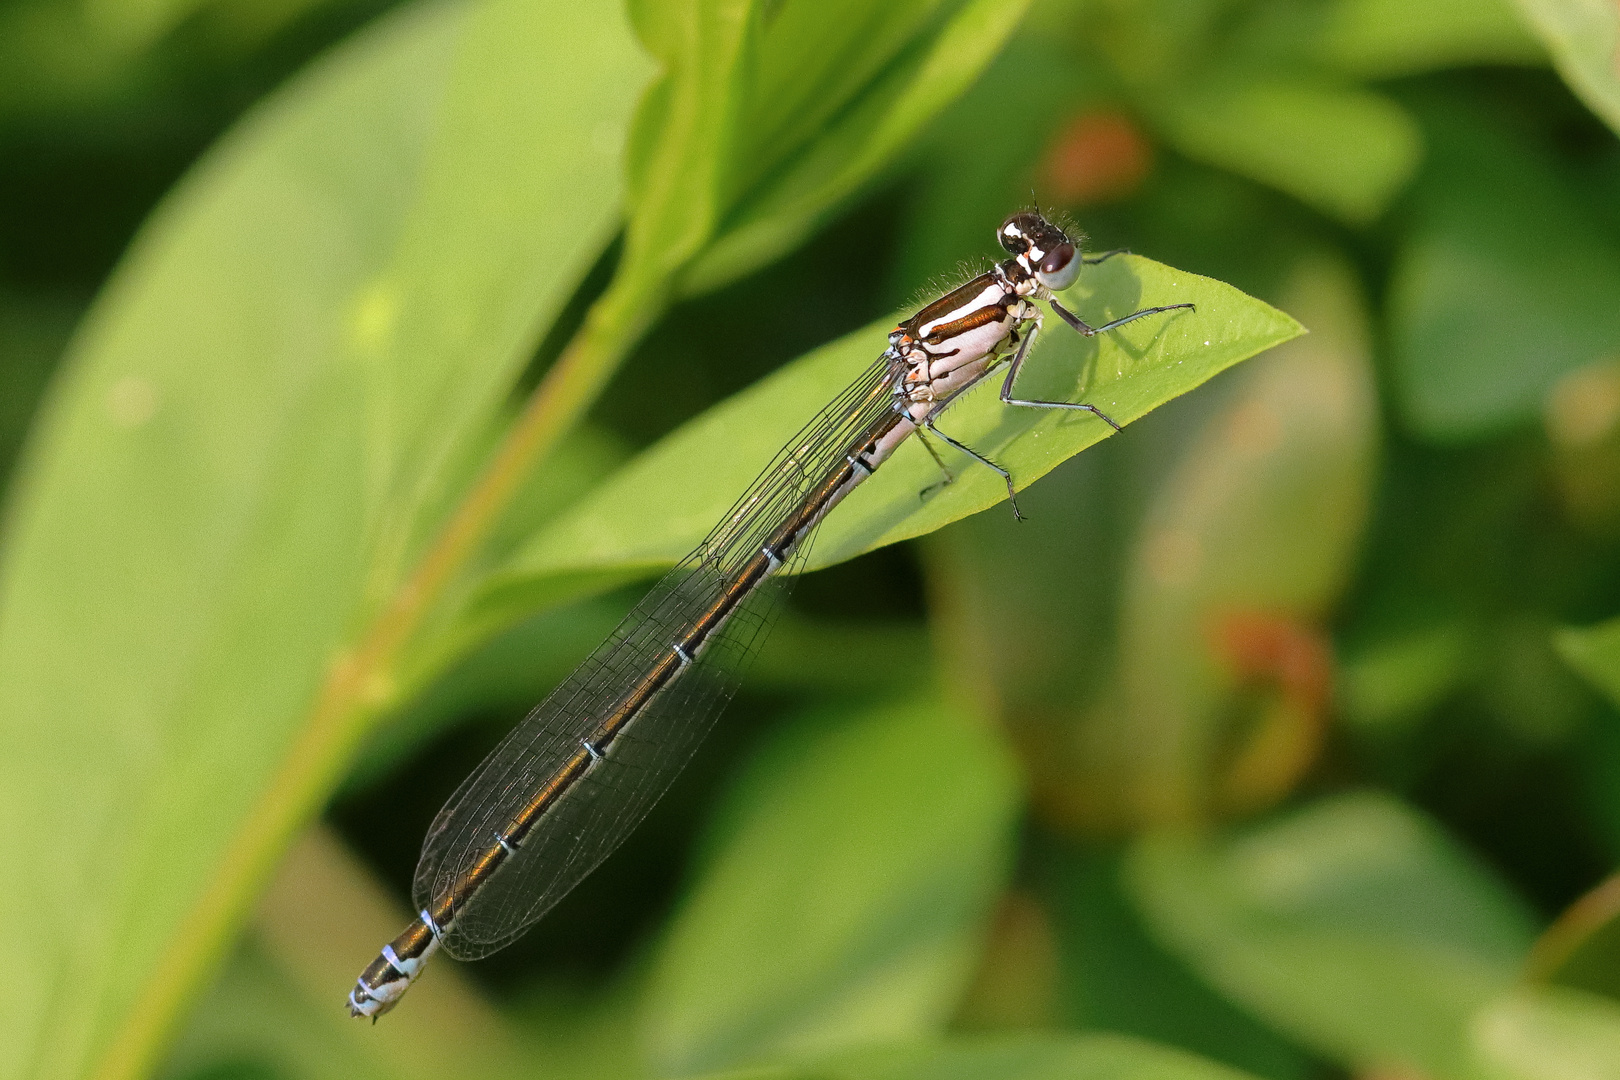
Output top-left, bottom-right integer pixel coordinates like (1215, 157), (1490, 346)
(346, 210), (1192, 1018)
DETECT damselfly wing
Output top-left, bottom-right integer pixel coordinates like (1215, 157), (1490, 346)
(347, 211), (1192, 1017)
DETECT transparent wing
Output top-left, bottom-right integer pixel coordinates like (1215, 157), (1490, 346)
(412, 354), (899, 959)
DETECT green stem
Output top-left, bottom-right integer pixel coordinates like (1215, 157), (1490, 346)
(92, 272), (666, 1080)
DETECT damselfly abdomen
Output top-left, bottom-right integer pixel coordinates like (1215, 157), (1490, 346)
(347, 211), (1193, 1017)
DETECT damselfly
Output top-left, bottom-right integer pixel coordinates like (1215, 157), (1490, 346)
(348, 210), (1193, 1017)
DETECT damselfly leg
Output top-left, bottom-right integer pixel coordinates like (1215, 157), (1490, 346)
(997, 317), (1121, 431)
(923, 411), (1026, 520)
(921, 274), (1193, 521)
(1048, 298), (1195, 338)
(915, 428), (955, 501)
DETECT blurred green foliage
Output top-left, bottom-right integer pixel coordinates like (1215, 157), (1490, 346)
(5, 1), (1620, 1080)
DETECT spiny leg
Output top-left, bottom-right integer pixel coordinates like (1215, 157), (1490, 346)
(1048, 297), (1195, 338)
(1082, 248), (1129, 265)
(916, 427), (955, 501)
(924, 415), (1024, 522)
(997, 314), (1123, 431)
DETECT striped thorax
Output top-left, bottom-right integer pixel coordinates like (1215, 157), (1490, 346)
(886, 210), (1078, 423)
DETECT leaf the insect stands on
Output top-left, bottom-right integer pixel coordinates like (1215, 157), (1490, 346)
(475, 254), (1299, 636)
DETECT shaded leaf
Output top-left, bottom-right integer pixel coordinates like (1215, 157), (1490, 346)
(618, 0), (760, 294)
(0, 1), (650, 1076)
(161, 830), (522, 1080)
(1510, 0), (1620, 135)
(0, 290), (78, 488)
(1543, 358), (1620, 537)
(953, 891), (1064, 1031)
(1336, 619), (1476, 734)
(1558, 618), (1620, 716)
(158, 945), (393, 1080)
(681, 0), (1033, 295)
(735, 0), (965, 198)
(343, 591), (632, 795)
(1043, 849), (1318, 1080)
(0, 0), (347, 121)
(1127, 792), (1539, 1080)
(920, 430), (1129, 830)
(360, 599), (931, 797)
(1389, 100), (1620, 441)
(622, 0), (1032, 301)
(1320, 0), (1543, 77)
(1528, 870), (1620, 1001)
(1110, 256), (1378, 823)
(780, 1032), (1270, 1080)
(1150, 76), (1422, 224)
(640, 696), (1019, 1076)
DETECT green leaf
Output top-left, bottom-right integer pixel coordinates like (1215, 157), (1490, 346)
(618, 0), (760, 294)
(622, 0), (1033, 300)
(1149, 76), (1422, 225)
(0, 0), (650, 1076)
(919, 432), (1128, 829)
(372, 601), (931, 798)
(1320, 0), (1543, 77)
(1527, 870), (1620, 1001)
(1112, 256), (1378, 821)
(1388, 104), (1620, 441)
(527, 0), (1033, 566)
(1558, 618), (1620, 714)
(1510, 0), (1620, 136)
(343, 591), (630, 795)
(1473, 987), (1620, 1080)
(681, 0), (1033, 295)
(477, 253), (1301, 630)
(161, 943), (395, 1080)
(1337, 620), (1476, 734)
(1043, 850), (1319, 1080)
(919, 257), (1373, 835)
(0, 291), (78, 488)
(784, 1033), (1268, 1080)
(640, 696), (1020, 1076)
(163, 829), (524, 1080)
(1127, 792), (1539, 1080)
(738, 0), (961, 196)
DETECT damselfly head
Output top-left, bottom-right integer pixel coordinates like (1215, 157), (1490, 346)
(998, 212), (1081, 292)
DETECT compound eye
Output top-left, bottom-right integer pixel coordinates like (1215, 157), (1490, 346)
(1036, 241), (1080, 290)
(999, 212), (1040, 255)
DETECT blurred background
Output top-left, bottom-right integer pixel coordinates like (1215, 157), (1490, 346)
(6, 0), (1620, 1078)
